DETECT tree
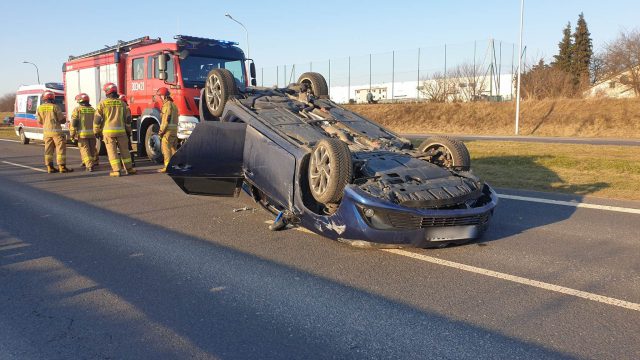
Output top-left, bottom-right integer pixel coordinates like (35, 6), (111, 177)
(589, 54), (605, 85)
(0, 93), (16, 112)
(451, 62), (488, 101)
(520, 59), (575, 99)
(553, 22), (573, 73)
(572, 12), (593, 86)
(420, 72), (454, 102)
(603, 29), (640, 96)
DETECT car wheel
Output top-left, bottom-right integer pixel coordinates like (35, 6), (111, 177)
(19, 128), (29, 144)
(205, 68), (239, 118)
(418, 135), (471, 171)
(145, 123), (164, 164)
(308, 138), (352, 204)
(298, 72), (329, 99)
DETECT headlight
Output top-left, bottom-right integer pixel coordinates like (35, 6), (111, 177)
(179, 122), (196, 130)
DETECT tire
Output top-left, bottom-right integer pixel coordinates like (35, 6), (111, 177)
(417, 135), (471, 171)
(308, 138), (352, 204)
(298, 72), (329, 99)
(204, 68), (239, 117)
(19, 128), (29, 144)
(144, 123), (164, 164)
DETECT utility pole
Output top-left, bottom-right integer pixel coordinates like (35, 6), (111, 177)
(515, 0), (525, 135)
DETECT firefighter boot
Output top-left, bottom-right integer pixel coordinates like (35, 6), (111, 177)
(109, 171), (121, 177)
(47, 164), (59, 173)
(59, 165), (74, 173)
(126, 167), (137, 175)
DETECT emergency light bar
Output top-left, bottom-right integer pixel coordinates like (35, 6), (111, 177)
(174, 35), (239, 47)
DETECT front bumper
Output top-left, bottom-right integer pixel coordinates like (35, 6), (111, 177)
(299, 184), (498, 248)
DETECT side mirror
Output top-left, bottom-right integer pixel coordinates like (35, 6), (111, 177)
(249, 61), (257, 86)
(158, 53), (168, 80)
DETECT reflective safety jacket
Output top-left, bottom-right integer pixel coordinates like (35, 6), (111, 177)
(123, 104), (132, 135)
(36, 102), (65, 137)
(95, 98), (127, 136)
(160, 100), (179, 136)
(70, 104), (96, 139)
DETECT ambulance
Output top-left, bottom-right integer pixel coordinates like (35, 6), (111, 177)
(14, 83), (67, 144)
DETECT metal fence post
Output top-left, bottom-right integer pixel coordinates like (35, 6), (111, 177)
(392, 50), (395, 102)
(369, 53), (372, 90)
(276, 66), (279, 87)
(348, 56), (351, 103)
(261, 67), (263, 87)
(328, 59), (331, 98)
(417, 48), (421, 100)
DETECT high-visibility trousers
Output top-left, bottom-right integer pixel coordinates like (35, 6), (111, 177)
(161, 133), (178, 169)
(44, 135), (66, 166)
(104, 135), (132, 172)
(77, 138), (97, 168)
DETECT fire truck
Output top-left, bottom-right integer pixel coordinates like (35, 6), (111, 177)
(63, 35), (255, 162)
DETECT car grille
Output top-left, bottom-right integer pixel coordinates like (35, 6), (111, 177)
(385, 212), (490, 230)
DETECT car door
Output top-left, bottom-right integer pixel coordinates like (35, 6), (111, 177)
(167, 121), (246, 196)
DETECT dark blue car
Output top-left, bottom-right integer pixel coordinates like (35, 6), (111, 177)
(168, 70), (497, 248)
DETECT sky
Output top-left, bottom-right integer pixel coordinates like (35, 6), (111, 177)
(1, 0), (638, 95)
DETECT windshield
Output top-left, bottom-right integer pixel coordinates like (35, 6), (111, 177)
(180, 56), (245, 88)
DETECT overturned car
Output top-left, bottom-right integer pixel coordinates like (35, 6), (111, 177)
(167, 70), (498, 248)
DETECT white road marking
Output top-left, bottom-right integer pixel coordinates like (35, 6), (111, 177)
(0, 138), (79, 150)
(498, 194), (640, 214)
(1, 161), (47, 173)
(383, 249), (640, 312)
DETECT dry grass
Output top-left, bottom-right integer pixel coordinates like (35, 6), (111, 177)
(465, 141), (640, 200)
(346, 98), (640, 138)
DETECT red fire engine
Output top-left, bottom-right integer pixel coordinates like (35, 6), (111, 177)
(63, 35), (255, 162)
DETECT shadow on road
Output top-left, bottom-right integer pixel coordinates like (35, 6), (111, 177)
(0, 175), (574, 359)
(472, 155), (609, 244)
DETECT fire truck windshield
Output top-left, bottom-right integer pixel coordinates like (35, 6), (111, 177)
(180, 56), (245, 88)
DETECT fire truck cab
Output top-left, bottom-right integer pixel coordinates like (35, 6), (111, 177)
(14, 83), (67, 144)
(63, 35), (254, 162)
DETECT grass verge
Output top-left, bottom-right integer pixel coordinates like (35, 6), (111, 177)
(0, 126), (17, 139)
(465, 141), (640, 201)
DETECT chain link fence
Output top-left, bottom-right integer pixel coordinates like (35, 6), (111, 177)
(259, 40), (518, 104)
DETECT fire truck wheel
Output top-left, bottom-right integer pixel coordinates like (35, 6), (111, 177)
(145, 123), (164, 164)
(205, 69), (238, 117)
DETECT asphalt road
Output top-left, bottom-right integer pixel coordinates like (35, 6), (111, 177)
(1, 139), (639, 359)
(402, 134), (640, 146)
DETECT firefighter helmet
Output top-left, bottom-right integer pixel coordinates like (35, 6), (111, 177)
(119, 94), (128, 104)
(103, 82), (118, 95)
(42, 91), (55, 101)
(75, 93), (90, 103)
(156, 87), (170, 97)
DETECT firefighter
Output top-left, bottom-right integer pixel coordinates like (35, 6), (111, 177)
(94, 83), (136, 177)
(37, 91), (73, 173)
(156, 87), (178, 173)
(70, 93), (98, 172)
(119, 94), (135, 167)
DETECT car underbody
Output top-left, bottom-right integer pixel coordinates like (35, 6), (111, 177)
(168, 71), (497, 248)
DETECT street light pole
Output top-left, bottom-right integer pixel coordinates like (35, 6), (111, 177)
(23, 61), (40, 84)
(515, 0), (524, 135)
(225, 13), (250, 59)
